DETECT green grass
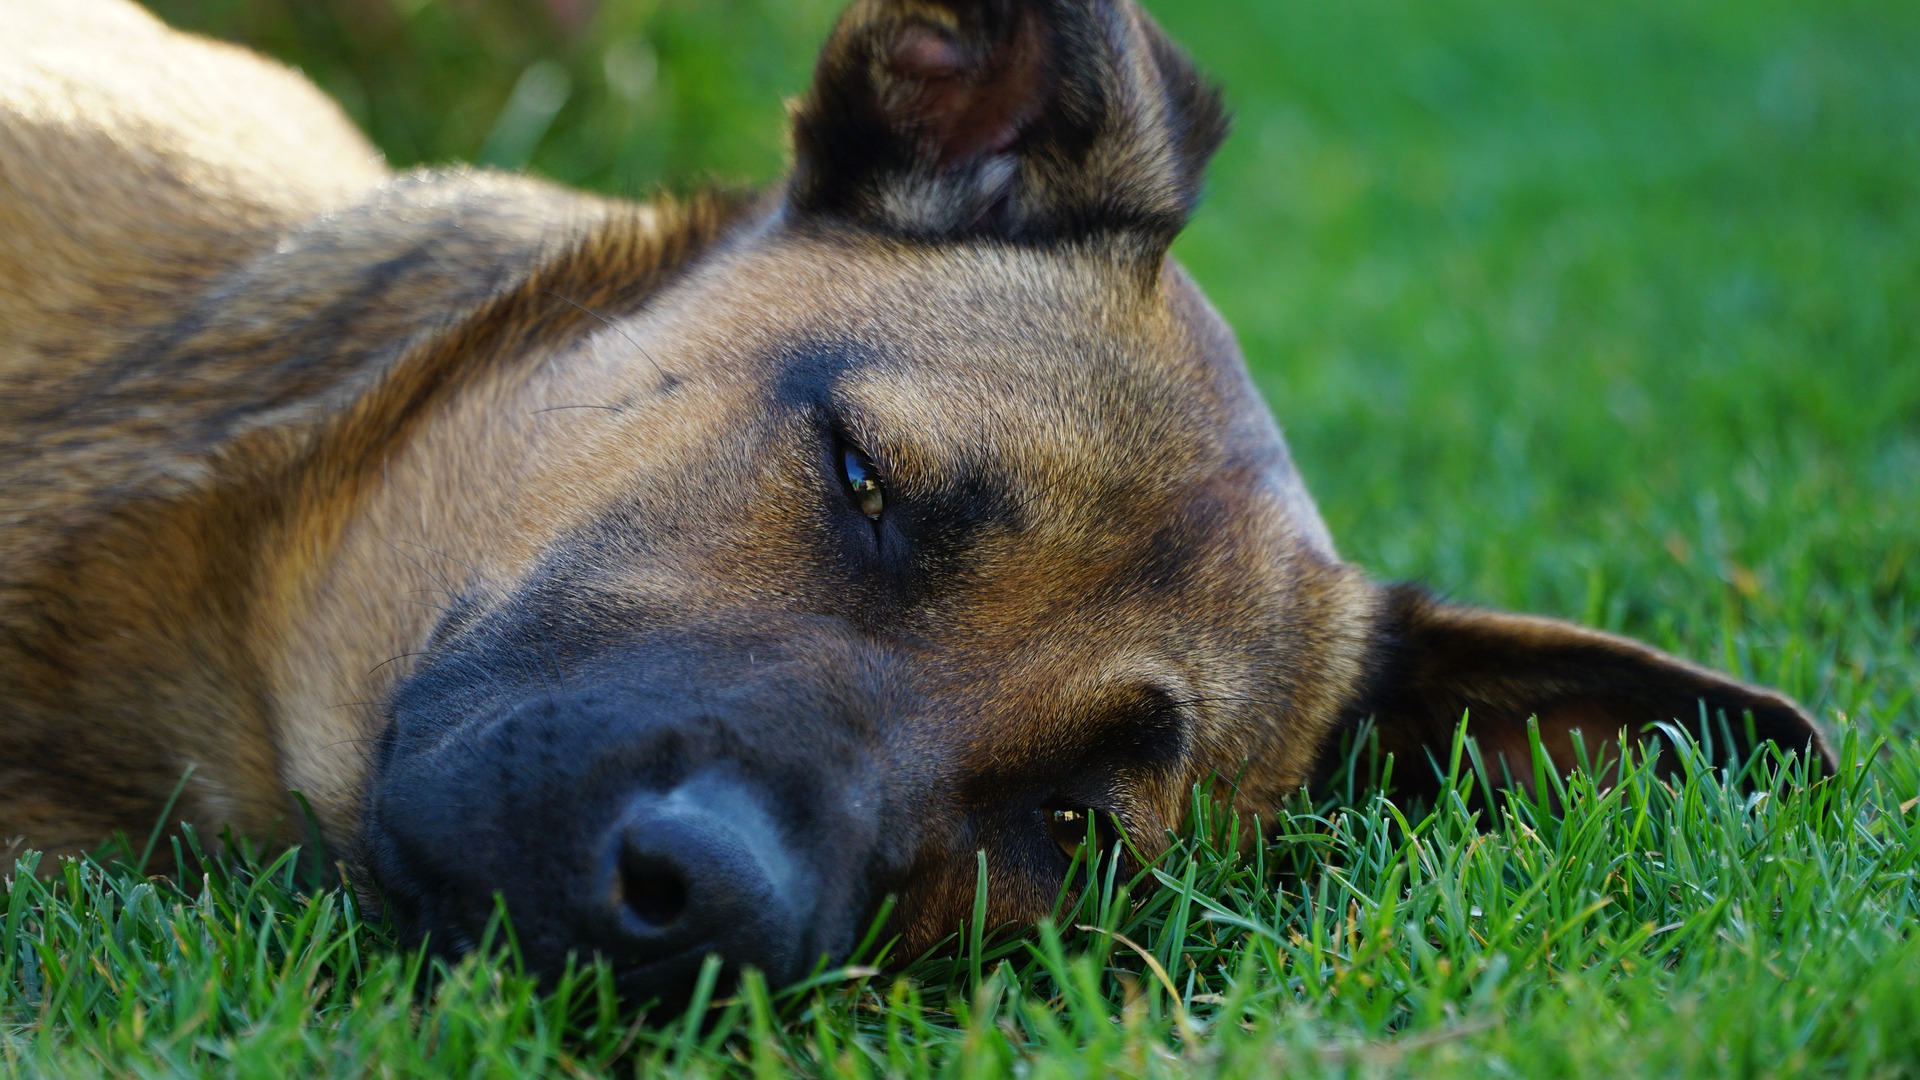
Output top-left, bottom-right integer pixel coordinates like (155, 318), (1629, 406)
(8, 0), (1918, 1074)
(4, 737), (1917, 1076)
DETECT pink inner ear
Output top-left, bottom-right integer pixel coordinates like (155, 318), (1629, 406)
(889, 27), (968, 80)
(884, 10), (1050, 167)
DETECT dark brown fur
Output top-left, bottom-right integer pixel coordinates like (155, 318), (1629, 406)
(2, 0), (1830, 986)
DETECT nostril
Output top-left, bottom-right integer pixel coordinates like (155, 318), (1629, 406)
(618, 851), (689, 930)
(600, 773), (814, 985)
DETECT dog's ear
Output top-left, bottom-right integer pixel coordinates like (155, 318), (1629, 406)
(787, 0), (1227, 247)
(1349, 585), (1835, 796)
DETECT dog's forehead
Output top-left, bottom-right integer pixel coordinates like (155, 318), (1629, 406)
(661, 230), (1259, 463)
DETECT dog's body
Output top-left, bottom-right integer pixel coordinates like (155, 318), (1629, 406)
(3, 0), (1830, 1000)
(2, 0), (665, 855)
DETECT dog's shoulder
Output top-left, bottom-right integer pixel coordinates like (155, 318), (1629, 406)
(0, 169), (612, 580)
(0, 0), (386, 376)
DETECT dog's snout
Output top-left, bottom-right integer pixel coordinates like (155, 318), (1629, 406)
(598, 773), (813, 993)
(372, 635), (897, 1008)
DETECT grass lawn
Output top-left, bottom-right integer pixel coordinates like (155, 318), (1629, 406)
(7, 0), (1918, 1074)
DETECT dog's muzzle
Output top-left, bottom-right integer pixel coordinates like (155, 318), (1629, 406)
(364, 626), (900, 1008)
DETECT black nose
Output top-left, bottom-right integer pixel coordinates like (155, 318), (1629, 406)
(600, 772), (813, 996)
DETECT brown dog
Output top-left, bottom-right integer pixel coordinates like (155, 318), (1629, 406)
(1, 0), (1830, 1000)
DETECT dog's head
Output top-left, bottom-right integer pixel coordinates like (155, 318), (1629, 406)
(361, 0), (1830, 1004)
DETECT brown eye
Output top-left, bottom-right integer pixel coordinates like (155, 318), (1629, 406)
(842, 445), (885, 520)
(1045, 807), (1123, 859)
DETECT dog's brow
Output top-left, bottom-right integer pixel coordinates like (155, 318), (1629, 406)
(771, 339), (883, 412)
(766, 337), (1027, 526)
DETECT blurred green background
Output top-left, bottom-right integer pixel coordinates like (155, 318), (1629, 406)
(147, 0), (1918, 733)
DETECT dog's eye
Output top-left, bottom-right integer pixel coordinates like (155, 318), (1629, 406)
(841, 445), (885, 520)
(1045, 807), (1123, 859)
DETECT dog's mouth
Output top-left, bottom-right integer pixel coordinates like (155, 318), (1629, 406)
(367, 760), (864, 1003)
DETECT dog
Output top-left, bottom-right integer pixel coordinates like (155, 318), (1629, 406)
(1, 0), (1833, 1003)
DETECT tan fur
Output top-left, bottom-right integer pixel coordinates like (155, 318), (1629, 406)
(0, 0), (382, 369)
(1, 0), (370, 854)
(0, 0), (743, 857)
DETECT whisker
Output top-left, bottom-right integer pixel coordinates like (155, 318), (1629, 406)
(381, 539), (462, 607)
(366, 651), (431, 678)
(544, 289), (671, 386)
(391, 539), (482, 581)
(313, 736), (384, 753)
